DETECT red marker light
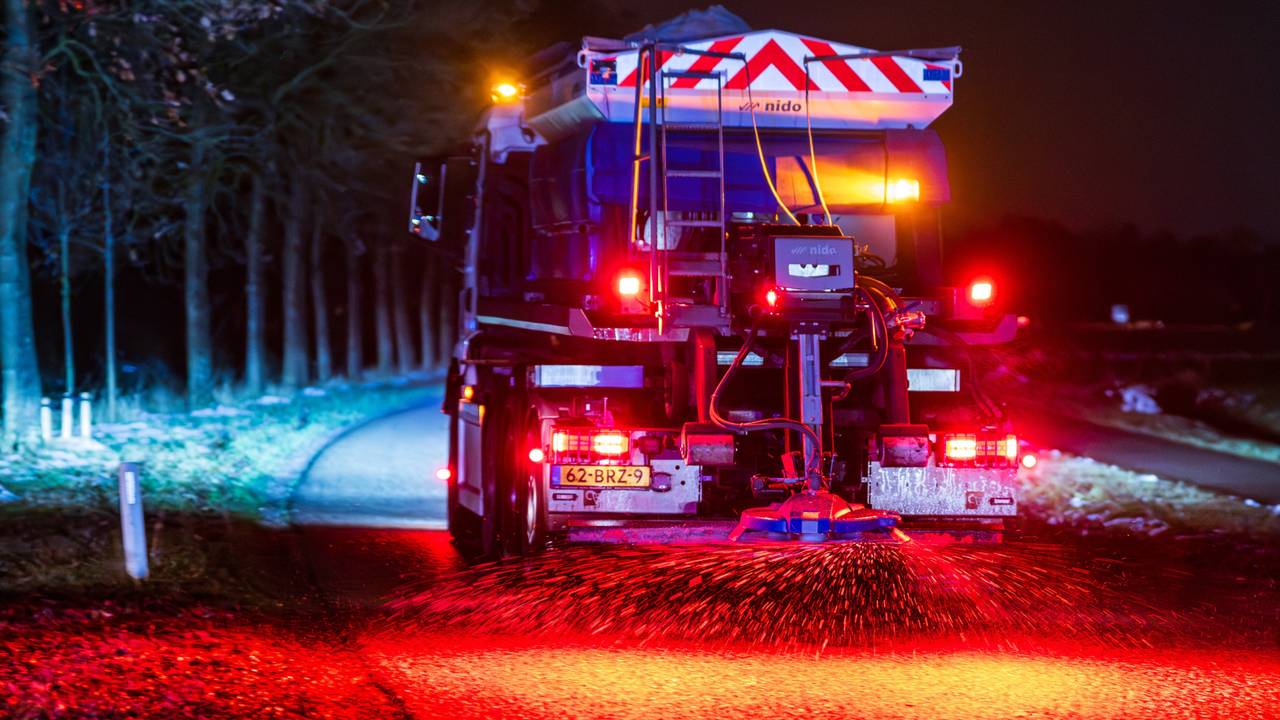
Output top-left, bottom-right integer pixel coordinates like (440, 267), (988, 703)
(968, 277), (995, 306)
(617, 271), (642, 298)
(435, 467), (453, 481)
(528, 447), (545, 464)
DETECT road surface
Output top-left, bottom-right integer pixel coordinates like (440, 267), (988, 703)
(287, 389), (1280, 719)
(1014, 409), (1280, 503)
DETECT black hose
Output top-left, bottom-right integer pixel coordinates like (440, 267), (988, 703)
(843, 287), (891, 383)
(710, 309), (824, 481)
(918, 324), (1004, 420)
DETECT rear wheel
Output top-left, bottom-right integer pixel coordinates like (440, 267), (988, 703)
(504, 412), (548, 556)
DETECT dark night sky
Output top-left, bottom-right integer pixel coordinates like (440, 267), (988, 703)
(567, 1), (1280, 238)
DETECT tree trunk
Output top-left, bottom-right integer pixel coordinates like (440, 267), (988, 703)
(0, 0), (42, 444)
(243, 175), (266, 396)
(418, 254), (437, 370)
(373, 242), (393, 375)
(344, 237), (363, 379)
(281, 176), (308, 389)
(59, 226), (74, 395)
(438, 267), (457, 367)
(390, 240), (414, 374)
(102, 157), (117, 422)
(309, 222), (331, 383)
(183, 140), (212, 409)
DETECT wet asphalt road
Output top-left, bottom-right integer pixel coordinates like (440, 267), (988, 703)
(292, 394), (1280, 719)
(1014, 408), (1280, 504)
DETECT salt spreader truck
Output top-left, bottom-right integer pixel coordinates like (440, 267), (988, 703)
(410, 28), (1025, 556)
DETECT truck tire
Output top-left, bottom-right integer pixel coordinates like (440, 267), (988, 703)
(504, 412), (548, 556)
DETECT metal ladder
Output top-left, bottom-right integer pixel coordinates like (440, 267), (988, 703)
(631, 44), (738, 334)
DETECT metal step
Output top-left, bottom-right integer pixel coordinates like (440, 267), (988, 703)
(666, 169), (722, 178)
(662, 122), (722, 132)
(663, 70), (722, 81)
(666, 219), (723, 228)
(667, 303), (730, 328)
(668, 252), (724, 277)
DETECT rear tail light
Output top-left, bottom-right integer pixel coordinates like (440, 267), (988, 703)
(967, 277), (995, 307)
(591, 432), (629, 457)
(938, 432), (1019, 468)
(550, 429), (632, 464)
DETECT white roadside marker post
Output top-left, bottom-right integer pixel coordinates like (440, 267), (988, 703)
(60, 394), (73, 440)
(39, 398), (53, 442)
(118, 462), (149, 580)
(79, 392), (93, 439)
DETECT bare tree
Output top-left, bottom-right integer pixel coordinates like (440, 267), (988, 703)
(390, 238), (415, 373)
(243, 174), (267, 395)
(183, 125), (213, 408)
(0, 0), (43, 443)
(310, 220), (332, 383)
(281, 174), (308, 389)
(438, 265), (458, 367)
(418, 253), (437, 369)
(344, 234), (365, 379)
(373, 240), (393, 375)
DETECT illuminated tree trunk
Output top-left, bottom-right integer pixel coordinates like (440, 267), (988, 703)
(310, 222), (332, 383)
(344, 237), (363, 379)
(281, 176), (308, 389)
(58, 225), (74, 395)
(373, 241), (393, 375)
(439, 267), (457, 367)
(103, 163), (117, 422)
(183, 139), (213, 409)
(418, 254), (437, 369)
(0, 0), (42, 444)
(243, 175), (266, 395)
(390, 239), (414, 374)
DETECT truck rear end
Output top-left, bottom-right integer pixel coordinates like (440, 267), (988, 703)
(411, 28), (1026, 557)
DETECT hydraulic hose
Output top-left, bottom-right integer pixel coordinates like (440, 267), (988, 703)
(918, 324), (1004, 420)
(741, 58), (801, 225)
(842, 287), (891, 383)
(803, 64), (834, 226)
(710, 309), (823, 481)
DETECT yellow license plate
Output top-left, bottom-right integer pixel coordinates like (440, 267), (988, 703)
(554, 465), (651, 488)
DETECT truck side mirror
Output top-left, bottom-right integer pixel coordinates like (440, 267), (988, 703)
(407, 156), (478, 257)
(408, 161), (443, 242)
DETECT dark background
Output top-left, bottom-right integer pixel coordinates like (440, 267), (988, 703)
(32, 1), (1280, 390)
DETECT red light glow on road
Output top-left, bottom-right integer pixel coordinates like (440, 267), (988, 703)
(363, 634), (1280, 720)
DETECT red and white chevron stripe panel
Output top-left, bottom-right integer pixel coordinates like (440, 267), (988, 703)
(579, 30), (958, 131)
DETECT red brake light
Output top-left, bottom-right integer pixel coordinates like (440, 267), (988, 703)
(528, 447), (545, 464)
(591, 432), (629, 456)
(943, 434), (978, 462)
(434, 467), (452, 481)
(967, 277), (995, 306)
(617, 271), (643, 298)
(939, 432), (1019, 468)
(548, 429), (632, 463)
(765, 288), (780, 308)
